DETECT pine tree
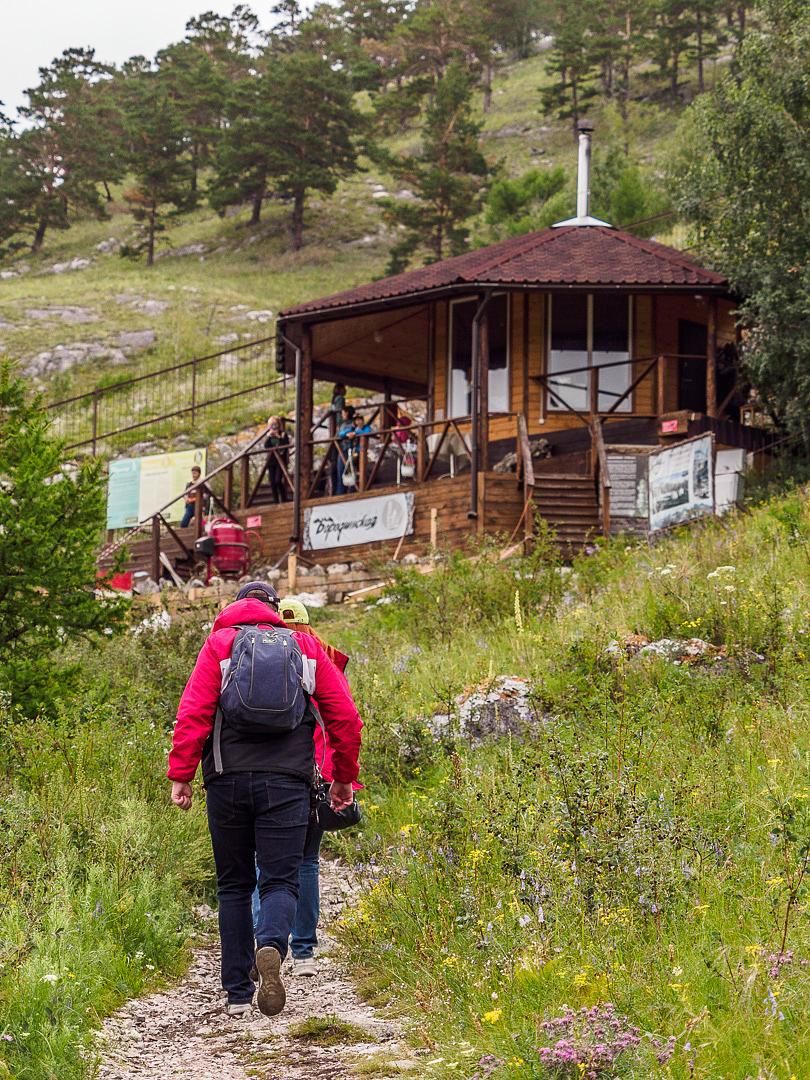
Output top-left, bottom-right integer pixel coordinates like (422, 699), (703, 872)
(211, 42), (363, 248)
(117, 60), (196, 266)
(155, 42), (227, 195)
(0, 115), (41, 255)
(649, 0), (696, 102)
(376, 62), (490, 271)
(15, 48), (122, 252)
(540, 0), (599, 133)
(0, 365), (125, 716)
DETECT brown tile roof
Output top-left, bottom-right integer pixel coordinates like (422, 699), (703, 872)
(279, 226), (728, 320)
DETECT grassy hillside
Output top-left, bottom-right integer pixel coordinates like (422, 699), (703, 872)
(330, 491), (810, 1079)
(4, 483), (810, 1078)
(0, 47), (702, 447)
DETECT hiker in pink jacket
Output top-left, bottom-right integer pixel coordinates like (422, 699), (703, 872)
(168, 582), (362, 1019)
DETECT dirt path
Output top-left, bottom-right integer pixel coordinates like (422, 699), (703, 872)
(97, 860), (415, 1080)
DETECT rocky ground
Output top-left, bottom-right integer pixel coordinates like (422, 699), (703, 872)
(96, 860), (416, 1080)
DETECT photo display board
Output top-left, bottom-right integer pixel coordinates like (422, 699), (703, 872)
(107, 448), (207, 529)
(648, 434), (714, 532)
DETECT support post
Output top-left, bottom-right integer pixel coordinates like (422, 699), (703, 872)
(430, 507), (438, 550)
(358, 437), (368, 492)
(194, 487), (204, 539)
(191, 359), (197, 426)
(288, 551), (298, 592)
(706, 297), (718, 418)
(151, 515), (161, 583)
(468, 292), (491, 520)
(479, 309), (490, 468)
(224, 465), (233, 512)
(589, 363), (599, 419)
(427, 305), (436, 422)
(293, 326), (314, 542)
(657, 354), (666, 417)
(240, 455), (250, 510)
(417, 425), (426, 483)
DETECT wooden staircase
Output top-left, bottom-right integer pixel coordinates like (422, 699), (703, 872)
(532, 473), (601, 548)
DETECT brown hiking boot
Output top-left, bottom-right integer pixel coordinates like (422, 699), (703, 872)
(254, 946), (286, 1017)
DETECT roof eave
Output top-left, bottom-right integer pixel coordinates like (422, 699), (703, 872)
(278, 278), (731, 325)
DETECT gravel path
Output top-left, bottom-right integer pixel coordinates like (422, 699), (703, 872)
(96, 860), (414, 1079)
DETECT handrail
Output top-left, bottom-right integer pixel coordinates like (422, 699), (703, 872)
(534, 353), (708, 382)
(47, 335), (277, 409)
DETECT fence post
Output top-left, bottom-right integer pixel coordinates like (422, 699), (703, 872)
(417, 426), (426, 483)
(91, 391), (100, 456)
(191, 359), (197, 427)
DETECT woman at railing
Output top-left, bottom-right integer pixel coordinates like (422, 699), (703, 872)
(339, 413), (372, 493)
(264, 416), (291, 503)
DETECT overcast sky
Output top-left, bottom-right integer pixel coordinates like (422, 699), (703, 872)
(1, 0), (312, 117)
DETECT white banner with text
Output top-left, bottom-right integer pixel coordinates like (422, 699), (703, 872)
(303, 492), (415, 551)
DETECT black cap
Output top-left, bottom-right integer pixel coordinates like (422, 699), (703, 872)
(235, 581), (280, 608)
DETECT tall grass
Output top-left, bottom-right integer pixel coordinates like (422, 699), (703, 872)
(333, 491), (810, 1078)
(0, 618), (213, 1079)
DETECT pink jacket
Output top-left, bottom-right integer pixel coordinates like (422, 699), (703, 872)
(168, 599), (362, 785)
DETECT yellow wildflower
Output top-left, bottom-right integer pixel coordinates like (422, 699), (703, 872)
(482, 1008), (503, 1024)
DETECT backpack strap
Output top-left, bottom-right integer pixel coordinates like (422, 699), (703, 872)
(213, 706), (224, 775)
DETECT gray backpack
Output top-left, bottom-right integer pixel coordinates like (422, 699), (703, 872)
(213, 623), (307, 773)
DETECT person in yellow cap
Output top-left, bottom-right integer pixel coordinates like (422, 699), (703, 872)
(250, 597), (359, 977)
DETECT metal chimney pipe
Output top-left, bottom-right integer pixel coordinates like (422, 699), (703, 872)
(576, 120), (594, 220)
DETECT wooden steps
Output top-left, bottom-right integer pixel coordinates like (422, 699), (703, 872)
(532, 473), (600, 548)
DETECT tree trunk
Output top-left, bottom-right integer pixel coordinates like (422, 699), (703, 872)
(103, 180), (113, 202)
(696, 16), (705, 92)
(31, 217), (48, 253)
(571, 75), (580, 135)
(146, 201), (156, 268)
(250, 186), (265, 226)
(291, 189), (305, 251)
(482, 60), (493, 112)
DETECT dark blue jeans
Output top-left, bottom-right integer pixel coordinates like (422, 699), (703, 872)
(251, 820), (324, 958)
(180, 503), (195, 528)
(206, 772), (310, 1004)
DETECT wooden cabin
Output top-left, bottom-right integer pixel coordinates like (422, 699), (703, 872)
(272, 212), (764, 556)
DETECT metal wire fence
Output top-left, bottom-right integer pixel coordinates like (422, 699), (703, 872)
(47, 336), (291, 456)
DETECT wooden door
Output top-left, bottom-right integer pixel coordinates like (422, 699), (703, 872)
(677, 319), (707, 412)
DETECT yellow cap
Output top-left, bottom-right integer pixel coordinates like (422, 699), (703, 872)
(279, 597), (310, 625)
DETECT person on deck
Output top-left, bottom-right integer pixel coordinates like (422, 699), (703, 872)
(180, 465), (211, 528)
(330, 384), (346, 420)
(168, 582), (362, 1018)
(334, 405), (356, 495)
(337, 414), (372, 493)
(264, 416), (290, 503)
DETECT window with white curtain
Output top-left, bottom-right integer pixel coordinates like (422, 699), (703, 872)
(547, 294), (632, 412)
(448, 294), (510, 417)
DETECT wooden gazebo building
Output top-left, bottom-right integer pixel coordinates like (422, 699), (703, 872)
(272, 136), (763, 556)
